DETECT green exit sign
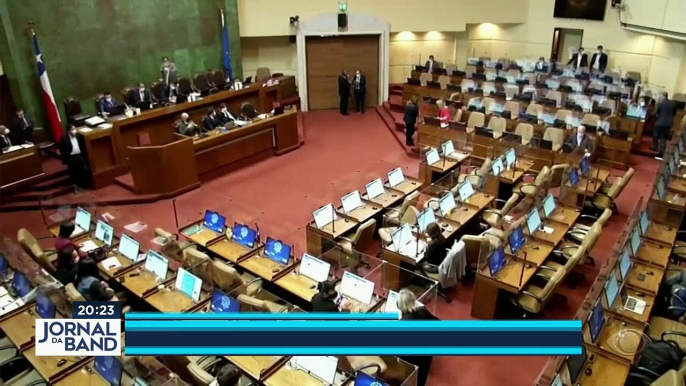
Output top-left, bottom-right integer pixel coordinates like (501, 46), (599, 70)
(338, 2), (347, 12)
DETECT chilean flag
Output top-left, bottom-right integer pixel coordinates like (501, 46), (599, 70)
(33, 32), (62, 141)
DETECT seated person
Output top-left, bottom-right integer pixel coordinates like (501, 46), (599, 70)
(202, 107), (221, 131)
(99, 91), (119, 114)
(311, 280), (351, 313)
(54, 222), (86, 265)
(535, 57), (547, 71)
(131, 82), (152, 107)
(211, 363), (256, 386)
(565, 125), (593, 153)
(240, 102), (258, 120)
(11, 108), (34, 144)
(422, 223), (448, 273)
(216, 103), (237, 124)
(175, 113), (200, 136)
(54, 246), (79, 285)
(75, 260), (119, 301)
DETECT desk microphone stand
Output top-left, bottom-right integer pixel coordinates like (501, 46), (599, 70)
(331, 204), (336, 234)
(172, 199), (179, 230)
(518, 250), (528, 288)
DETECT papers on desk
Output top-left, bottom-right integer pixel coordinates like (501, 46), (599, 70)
(80, 240), (100, 253)
(291, 356), (338, 385)
(20, 144), (33, 149)
(340, 271), (374, 305)
(541, 226), (555, 234)
(85, 116), (106, 127)
(79, 128), (94, 133)
(4, 145), (22, 153)
(313, 203), (338, 229)
(124, 221), (147, 233)
(0, 287), (7, 298)
(98, 123), (113, 129)
(341, 190), (364, 214)
(233, 120), (249, 127)
(101, 256), (122, 270)
(625, 299), (647, 315)
(299, 254), (330, 283)
(257, 114), (269, 120)
(503, 215), (513, 222)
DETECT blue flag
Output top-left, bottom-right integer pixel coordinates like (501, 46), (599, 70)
(220, 9), (233, 80)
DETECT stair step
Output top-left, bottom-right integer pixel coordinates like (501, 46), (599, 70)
(32, 176), (71, 191)
(1, 185), (73, 204)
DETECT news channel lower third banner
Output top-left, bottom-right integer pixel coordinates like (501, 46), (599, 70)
(36, 301), (122, 356)
(124, 313), (582, 356)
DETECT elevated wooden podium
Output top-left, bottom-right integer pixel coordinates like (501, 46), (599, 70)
(127, 136), (200, 195)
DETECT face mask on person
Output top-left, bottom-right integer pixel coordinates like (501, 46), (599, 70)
(105, 96), (111, 102)
(69, 129), (77, 137)
(640, 101), (646, 107)
(139, 87), (145, 92)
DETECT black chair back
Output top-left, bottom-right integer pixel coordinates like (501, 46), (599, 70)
(178, 77), (193, 96)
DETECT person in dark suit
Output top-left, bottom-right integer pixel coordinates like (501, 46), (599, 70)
(565, 125), (594, 153)
(396, 289), (438, 386)
(11, 108), (34, 144)
(652, 92), (677, 158)
(425, 55), (436, 73)
(59, 124), (90, 188)
(311, 281), (351, 312)
(131, 82), (152, 108)
(216, 103), (237, 124)
(590, 45), (608, 73)
(352, 69), (367, 114)
(338, 71), (350, 115)
(99, 91), (119, 115)
(0, 126), (12, 149)
(403, 96), (419, 146)
(175, 113), (200, 136)
(567, 47), (588, 69)
(160, 56), (178, 98)
(202, 107), (220, 131)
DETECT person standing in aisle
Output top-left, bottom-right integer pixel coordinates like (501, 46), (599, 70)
(403, 96), (419, 146)
(353, 69), (366, 114)
(338, 71), (350, 115)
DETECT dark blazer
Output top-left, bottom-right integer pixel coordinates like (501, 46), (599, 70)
(590, 52), (608, 72)
(11, 115), (34, 143)
(131, 89), (152, 106)
(403, 103), (419, 125)
(425, 60), (437, 72)
(655, 99), (677, 128)
(352, 74), (366, 94)
(567, 53), (588, 69)
(338, 75), (350, 97)
(565, 133), (593, 153)
(99, 98), (119, 114)
(424, 240), (448, 267)
(59, 134), (83, 164)
(217, 109), (237, 125)
(202, 115), (220, 131)
(311, 294), (342, 313)
(401, 306), (439, 320)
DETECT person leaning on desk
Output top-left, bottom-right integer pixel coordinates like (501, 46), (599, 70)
(75, 260), (119, 302)
(311, 281), (352, 312)
(211, 363), (257, 386)
(216, 103), (237, 124)
(54, 222), (86, 262)
(176, 113), (200, 136)
(421, 223), (448, 274)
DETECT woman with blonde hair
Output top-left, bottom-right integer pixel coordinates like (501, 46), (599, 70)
(396, 288), (438, 386)
(403, 95), (419, 146)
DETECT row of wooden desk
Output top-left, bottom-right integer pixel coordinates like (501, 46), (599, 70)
(76, 77), (299, 191)
(535, 124), (686, 386)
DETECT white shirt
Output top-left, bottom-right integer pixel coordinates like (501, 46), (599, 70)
(139, 90), (145, 101)
(355, 75), (361, 89)
(428, 60), (434, 73)
(69, 135), (81, 155)
(576, 134), (584, 146)
(593, 53), (601, 69)
(577, 54), (583, 69)
(222, 109), (235, 120)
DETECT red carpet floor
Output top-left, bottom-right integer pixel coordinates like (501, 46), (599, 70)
(0, 109), (660, 386)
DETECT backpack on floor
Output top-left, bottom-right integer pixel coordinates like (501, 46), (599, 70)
(637, 340), (684, 376)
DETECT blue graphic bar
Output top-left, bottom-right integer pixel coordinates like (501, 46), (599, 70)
(124, 320), (582, 356)
(125, 312), (398, 320)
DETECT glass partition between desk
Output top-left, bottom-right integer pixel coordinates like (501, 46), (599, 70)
(365, 260), (438, 316)
(227, 281), (300, 313)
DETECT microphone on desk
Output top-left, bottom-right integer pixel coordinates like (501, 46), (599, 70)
(255, 222), (261, 244)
